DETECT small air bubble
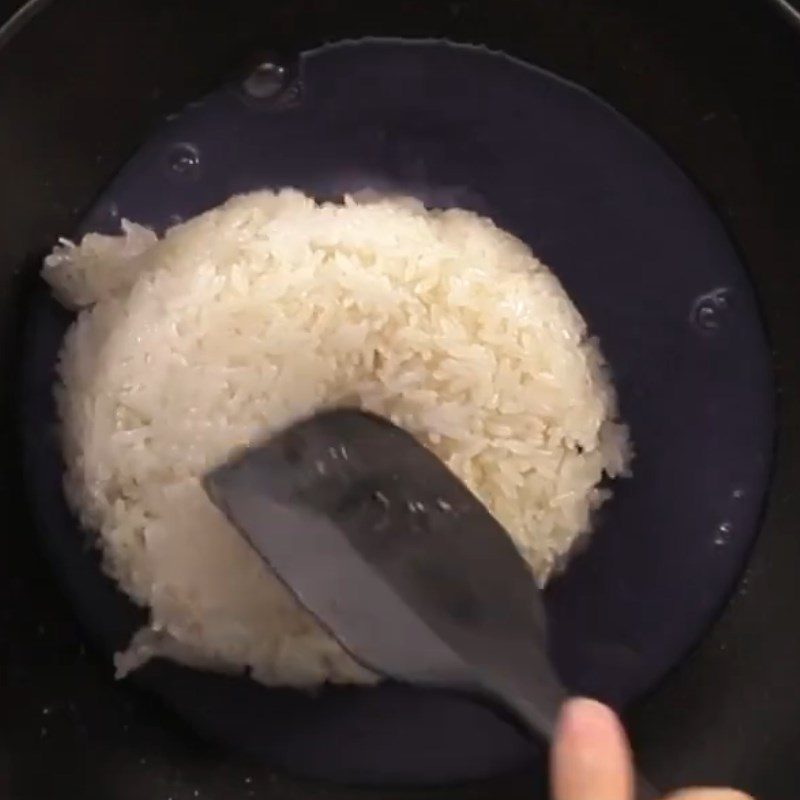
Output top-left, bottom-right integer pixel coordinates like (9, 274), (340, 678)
(691, 288), (732, 333)
(165, 142), (201, 179)
(437, 498), (452, 512)
(242, 62), (288, 100)
(714, 521), (733, 546)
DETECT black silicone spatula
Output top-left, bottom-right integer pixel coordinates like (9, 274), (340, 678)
(204, 409), (657, 798)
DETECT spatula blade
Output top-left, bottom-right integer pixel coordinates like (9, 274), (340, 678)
(204, 409), (564, 731)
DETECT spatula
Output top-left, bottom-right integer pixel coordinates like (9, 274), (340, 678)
(203, 408), (657, 798)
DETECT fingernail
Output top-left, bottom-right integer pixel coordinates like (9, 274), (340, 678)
(552, 698), (632, 800)
(558, 697), (620, 743)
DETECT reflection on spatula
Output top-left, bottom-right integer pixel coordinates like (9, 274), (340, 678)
(204, 409), (656, 798)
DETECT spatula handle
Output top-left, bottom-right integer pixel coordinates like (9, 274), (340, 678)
(634, 774), (661, 800)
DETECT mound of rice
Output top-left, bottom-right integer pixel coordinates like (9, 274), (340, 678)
(43, 190), (630, 687)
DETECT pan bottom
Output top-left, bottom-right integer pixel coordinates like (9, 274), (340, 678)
(21, 39), (773, 784)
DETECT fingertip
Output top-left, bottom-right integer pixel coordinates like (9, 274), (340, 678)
(557, 697), (622, 739)
(551, 698), (633, 800)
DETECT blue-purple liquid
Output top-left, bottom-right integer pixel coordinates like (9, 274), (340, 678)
(22, 40), (773, 784)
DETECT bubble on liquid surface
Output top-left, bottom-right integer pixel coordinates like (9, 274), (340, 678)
(713, 520), (733, 546)
(691, 287), (732, 333)
(165, 142), (201, 179)
(242, 61), (288, 100)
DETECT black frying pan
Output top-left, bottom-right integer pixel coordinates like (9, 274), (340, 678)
(2, 1), (800, 798)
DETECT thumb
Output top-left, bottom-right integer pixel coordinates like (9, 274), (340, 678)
(551, 697), (633, 800)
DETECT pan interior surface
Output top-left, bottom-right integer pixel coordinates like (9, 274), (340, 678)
(20, 39), (773, 785)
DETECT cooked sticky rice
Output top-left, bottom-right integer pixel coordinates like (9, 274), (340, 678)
(43, 190), (630, 687)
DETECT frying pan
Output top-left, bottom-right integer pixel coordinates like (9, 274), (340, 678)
(1, 1), (800, 798)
